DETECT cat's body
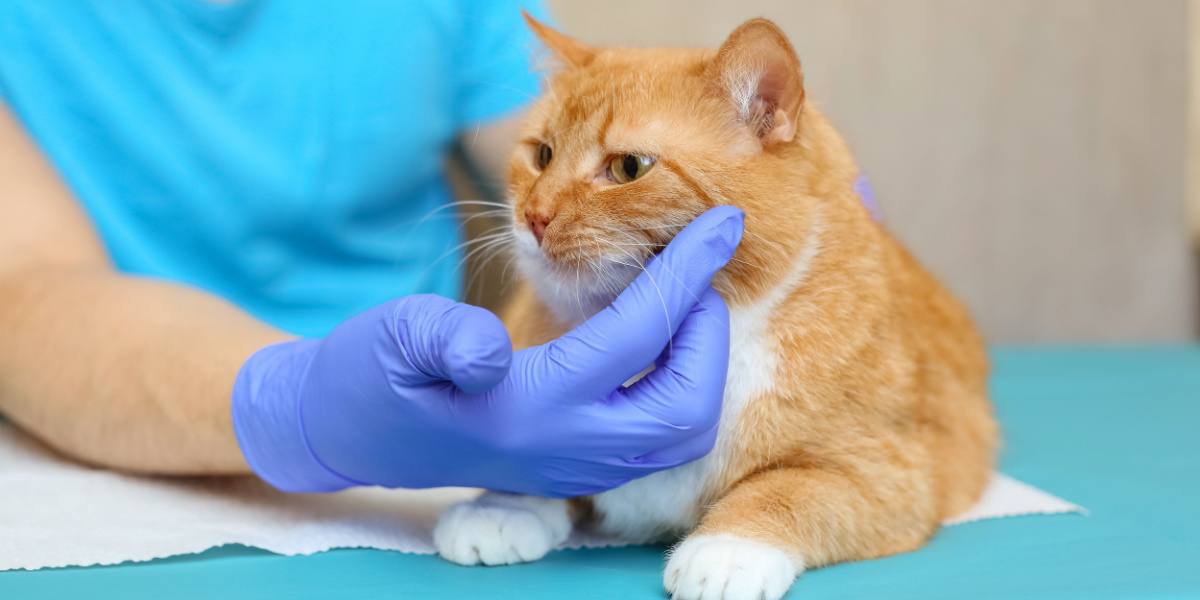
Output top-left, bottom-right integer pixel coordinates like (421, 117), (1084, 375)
(433, 16), (997, 600)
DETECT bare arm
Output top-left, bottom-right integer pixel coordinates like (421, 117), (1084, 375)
(0, 106), (523, 475)
(0, 104), (288, 474)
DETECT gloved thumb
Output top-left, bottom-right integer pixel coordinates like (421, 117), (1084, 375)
(388, 295), (513, 394)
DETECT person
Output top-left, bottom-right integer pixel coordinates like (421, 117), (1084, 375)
(0, 2), (741, 497)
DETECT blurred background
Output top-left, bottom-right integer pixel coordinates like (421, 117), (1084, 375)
(458, 0), (1200, 344)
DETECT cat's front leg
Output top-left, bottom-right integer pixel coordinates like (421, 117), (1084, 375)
(433, 492), (571, 566)
(665, 464), (936, 600)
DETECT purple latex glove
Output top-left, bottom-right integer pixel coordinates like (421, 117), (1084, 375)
(232, 206), (744, 497)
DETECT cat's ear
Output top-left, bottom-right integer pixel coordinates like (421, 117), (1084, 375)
(708, 19), (805, 146)
(522, 10), (595, 69)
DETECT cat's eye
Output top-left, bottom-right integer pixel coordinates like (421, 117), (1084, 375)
(607, 154), (656, 184)
(535, 143), (553, 170)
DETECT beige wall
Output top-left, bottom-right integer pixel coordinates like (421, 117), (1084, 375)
(1190, 1), (1200, 246)
(535, 0), (1197, 343)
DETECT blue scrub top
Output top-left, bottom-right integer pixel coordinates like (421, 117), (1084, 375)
(0, 0), (543, 336)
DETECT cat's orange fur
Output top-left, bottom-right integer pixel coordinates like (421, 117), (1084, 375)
(495, 14), (995, 594)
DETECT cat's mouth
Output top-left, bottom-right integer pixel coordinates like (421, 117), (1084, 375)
(542, 238), (666, 275)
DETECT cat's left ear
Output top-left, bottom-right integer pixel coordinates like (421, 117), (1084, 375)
(522, 10), (595, 68)
(708, 19), (805, 146)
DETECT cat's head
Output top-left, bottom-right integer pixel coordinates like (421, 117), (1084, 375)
(508, 15), (812, 322)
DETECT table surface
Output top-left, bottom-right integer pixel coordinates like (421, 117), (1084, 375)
(3, 346), (1198, 599)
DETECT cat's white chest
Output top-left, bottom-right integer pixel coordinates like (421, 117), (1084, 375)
(590, 304), (780, 541)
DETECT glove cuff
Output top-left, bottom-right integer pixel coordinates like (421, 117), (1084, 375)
(231, 339), (359, 492)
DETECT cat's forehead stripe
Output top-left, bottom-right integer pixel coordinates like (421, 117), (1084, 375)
(596, 103), (615, 147)
(543, 93), (615, 152)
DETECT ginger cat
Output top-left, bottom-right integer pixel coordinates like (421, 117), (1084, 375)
(433, 15), (997, 600)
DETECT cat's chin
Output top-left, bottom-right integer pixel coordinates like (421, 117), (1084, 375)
(525, 260), (640, 326)
(512, 229), (642, 325)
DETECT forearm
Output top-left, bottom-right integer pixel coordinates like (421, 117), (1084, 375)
(0, 267), (289, 474)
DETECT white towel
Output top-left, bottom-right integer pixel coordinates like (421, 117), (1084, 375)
(0, 422), (1082, 571)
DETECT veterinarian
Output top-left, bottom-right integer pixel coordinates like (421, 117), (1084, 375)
(0, 2), (742, 497)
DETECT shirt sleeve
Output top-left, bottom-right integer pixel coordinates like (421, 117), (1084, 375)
(0, 56), (8, 101)
(453, 0), (549, 130)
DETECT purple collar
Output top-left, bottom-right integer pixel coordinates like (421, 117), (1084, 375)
(854, 175), (883, 221)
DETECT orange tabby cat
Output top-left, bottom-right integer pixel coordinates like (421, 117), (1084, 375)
(433, 15), (997, 600)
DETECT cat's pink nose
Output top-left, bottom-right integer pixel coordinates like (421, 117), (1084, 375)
(525, 208), (553, 246)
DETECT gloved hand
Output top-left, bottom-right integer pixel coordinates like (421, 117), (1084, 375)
(232, 206), (744, 497)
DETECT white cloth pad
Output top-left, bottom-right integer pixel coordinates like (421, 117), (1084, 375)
(0, 422), (1082, 571)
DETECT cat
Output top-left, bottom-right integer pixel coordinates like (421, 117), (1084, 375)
(432, 14), (997, 600)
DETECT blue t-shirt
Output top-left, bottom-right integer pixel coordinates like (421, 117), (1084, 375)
(0, 0), (543, 336)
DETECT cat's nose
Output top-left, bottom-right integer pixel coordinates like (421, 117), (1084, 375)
(525, 208), (554, 246)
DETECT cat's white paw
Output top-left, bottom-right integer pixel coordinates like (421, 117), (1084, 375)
(664, 534), (802, 600)
(433, 493), (571, 566)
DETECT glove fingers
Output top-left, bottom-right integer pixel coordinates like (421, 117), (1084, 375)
(629, 423), (720, 469)
(605, 287), (730, 459)
(547, 207), (743, 396)
(533, 419), (720, 496)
